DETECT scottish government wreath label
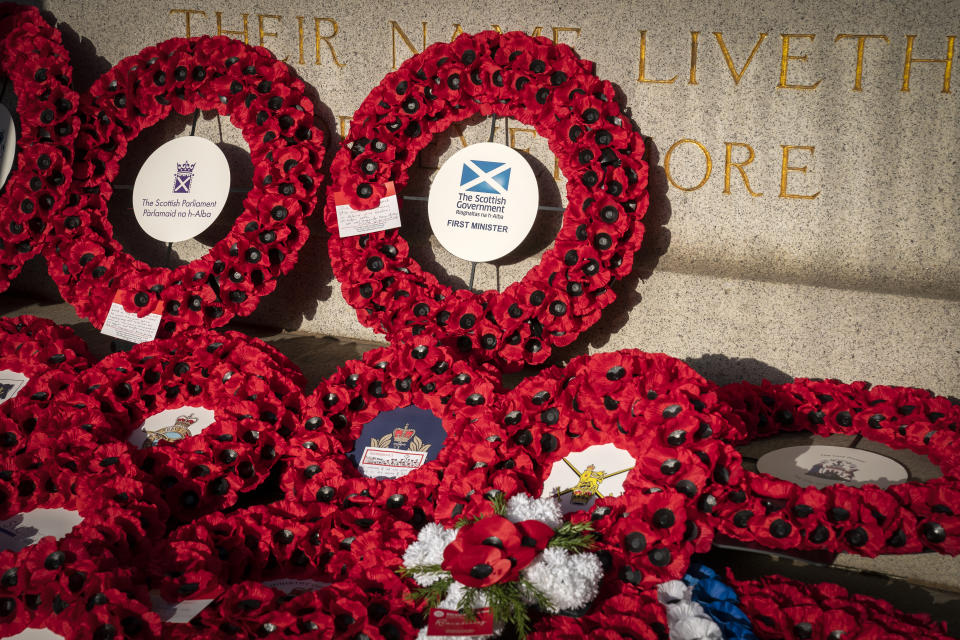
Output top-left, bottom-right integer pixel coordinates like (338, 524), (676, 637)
(428, 142), (538, 263)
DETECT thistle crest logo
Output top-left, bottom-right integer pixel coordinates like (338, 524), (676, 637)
(144, 413), (198, 445)
(173, 160), (196, 194)
(371, 422), (431, 452)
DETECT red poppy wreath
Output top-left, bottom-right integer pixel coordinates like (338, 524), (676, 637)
(64, 329), (305, 522)
(712, 378), (960, 557)
(151, 504), (423, 638)
(279, 341), (501, 528)
(325, 30), (648, 367)
(0, 456), (168, 638)
(0, 4), (80, 292)
(437, 350), (744, 594)
(44, 35), (325, 334)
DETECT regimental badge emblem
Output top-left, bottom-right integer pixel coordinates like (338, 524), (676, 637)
(807, 458), (857, 483)
(173, 160), (196, 194)
(370, 422), (431, 452)
(555, 458), (633, 505)
(144, 413), (198, 445)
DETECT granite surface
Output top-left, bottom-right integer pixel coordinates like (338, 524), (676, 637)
(3, 0), (955, 397)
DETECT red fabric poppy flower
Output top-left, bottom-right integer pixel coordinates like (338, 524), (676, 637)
(442, 515), (553, 587)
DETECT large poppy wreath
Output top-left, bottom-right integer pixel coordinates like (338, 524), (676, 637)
(325, 30), (648, 367)
(712, 378), (960, 557)
(0, 4), (80, 292)
(44, 35), (325, 334)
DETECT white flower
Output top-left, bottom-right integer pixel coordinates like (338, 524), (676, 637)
(504, 493), (563, 530)
(520, 547), (603, 613)
(657, 579), (722, 640)
(402, 523), (457, 586)
(657, 580), (691, 605)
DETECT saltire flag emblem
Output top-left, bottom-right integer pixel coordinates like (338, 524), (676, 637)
(460, 160), (511, 194)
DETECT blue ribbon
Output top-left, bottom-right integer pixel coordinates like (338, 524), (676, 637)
(682, 563), (758, 640)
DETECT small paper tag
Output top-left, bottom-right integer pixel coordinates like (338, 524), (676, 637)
(335, 181), (401, 238)
(0, 369), (29, 406)
(359, 447), (428, 478)
(262, 578), (331, 594)
(101, 291), (163, 344)
(0, 509), (83, 553)
(150, 592), (216, 623)
(427, 608), (494, 636)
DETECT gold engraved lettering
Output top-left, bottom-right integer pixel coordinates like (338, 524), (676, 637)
(508, 127), (537, 154)
(258, 14), (285, 60)
(834, 34), (889, 91)
(314, 18), (346, 67)
(779, 145), (821, 199)
(901, 35), (955, 93)
(170, 9), (205, 38)
(552, 27), (581, 45)
(777, 34), (822, 90)
(723, 142), (763, 196)
(689, 31), (699, 85)
(664, 139), (712, 191)
(338, 115), (352, 139)
(554, 157), (562, 182)
(297, 17), (306, 64)
(216, 12), (249, 44)
(714, 32), (767, 85)
(391, 20), (428, 70)
(638, 30), (678, 84)
(451, 23), (464, 41)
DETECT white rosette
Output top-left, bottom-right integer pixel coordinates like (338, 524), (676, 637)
(503, 492), (563, 529)
(657, 580), (723, 640)
(519, 546), (603, 613)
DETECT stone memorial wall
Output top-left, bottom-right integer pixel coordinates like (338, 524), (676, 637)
(6, 0), (959, 396)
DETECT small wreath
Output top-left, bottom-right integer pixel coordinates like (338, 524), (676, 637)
(0, 4), (80, 292)
(711, 377), (960, 556)
(279, 341), (501, 527)
(44, 35), (325, 333)
(325, 30), (648, 367)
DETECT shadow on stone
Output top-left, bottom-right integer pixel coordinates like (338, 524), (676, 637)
(684, 353), (793, 386)
(53, 17), (111, 94)
(547, 135), (672, 364)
